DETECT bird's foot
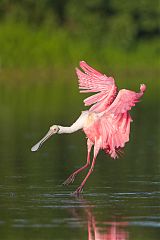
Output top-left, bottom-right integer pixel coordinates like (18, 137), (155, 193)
(63, 174), (76, 186)
(72, 186), (83, 196)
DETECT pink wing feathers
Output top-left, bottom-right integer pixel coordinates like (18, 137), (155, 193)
(105, 84), (146, 115)
(76, 61), (117, 113)
(99, 112), (132, 158)
(76, 61), (146, 159)
(100, 84), (146, 158)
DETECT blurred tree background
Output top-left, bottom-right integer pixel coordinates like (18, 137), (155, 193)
(0, 3), (160, 240)
(0, 0), (159, 70)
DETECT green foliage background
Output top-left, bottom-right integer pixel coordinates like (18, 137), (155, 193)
(0, 4), (159, 239)
(0, 0), (159, 70)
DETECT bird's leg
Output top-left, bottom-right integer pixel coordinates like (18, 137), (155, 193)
(73, 139), (100, 195)
(63, 139), (93, 186)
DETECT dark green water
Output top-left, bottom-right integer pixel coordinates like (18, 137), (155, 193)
(0, 76), (159, 240)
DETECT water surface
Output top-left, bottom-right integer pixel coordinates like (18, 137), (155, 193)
(0, 76), (159, 239)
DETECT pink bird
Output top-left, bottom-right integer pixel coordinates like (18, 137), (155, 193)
(31, 61), (146, 195)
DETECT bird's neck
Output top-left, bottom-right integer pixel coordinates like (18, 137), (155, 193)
(58, 111), (89, 134)
(58, 125), (81, 134)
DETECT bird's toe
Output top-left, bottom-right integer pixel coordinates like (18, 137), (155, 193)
(63, 174), (75, 186)
(72, 186), (83, 196)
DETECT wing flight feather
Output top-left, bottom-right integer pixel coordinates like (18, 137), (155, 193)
(99, 84), (146, 158)
(76, 61), (117, 112)
(106, 84), (146, 115)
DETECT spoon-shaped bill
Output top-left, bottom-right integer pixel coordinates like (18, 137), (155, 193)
(31, 129), (54, 152)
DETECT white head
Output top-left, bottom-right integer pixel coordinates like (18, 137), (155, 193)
(31, 125), (60, 152)
(49, 125), (60, 134)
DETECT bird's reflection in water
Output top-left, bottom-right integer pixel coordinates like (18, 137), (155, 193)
(87, 214), (128, 240)
(71, 197), (129, 240)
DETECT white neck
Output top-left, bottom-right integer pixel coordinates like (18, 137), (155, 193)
(58, 111), (89, 134)
(58, 125), (79, 134)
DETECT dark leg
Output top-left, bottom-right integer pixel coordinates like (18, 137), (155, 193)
(73, 139), (100, 195)
(63, 139), (93, 185)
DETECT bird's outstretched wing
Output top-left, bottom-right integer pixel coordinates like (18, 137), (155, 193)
(105, 84), (146, 115)
(99, 84), (146, 158)
(76, 61), (117, 113)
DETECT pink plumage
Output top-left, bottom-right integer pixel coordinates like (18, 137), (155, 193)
(64, 61), (146, 194)
(65, 61), (146, 194)
(76, 61), (146, 161)
(31, 61), (146, 195)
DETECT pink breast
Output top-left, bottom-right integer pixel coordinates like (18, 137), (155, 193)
(83, 122), (100, 143)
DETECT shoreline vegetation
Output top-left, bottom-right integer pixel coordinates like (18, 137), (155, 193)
(0, 21), (159, 95)
(0, 19), (159, 103)
(0, 0), (159, 71)
(0, 0), (159, 96)
(0, 20), (159, 70)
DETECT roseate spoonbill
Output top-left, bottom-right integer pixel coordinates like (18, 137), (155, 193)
(31, 61), (146, 195)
